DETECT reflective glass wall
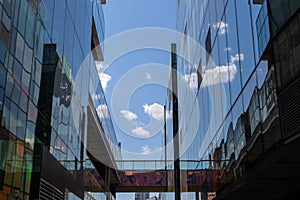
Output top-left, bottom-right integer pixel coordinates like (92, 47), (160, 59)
(0, 0), (45, 199)
(173, 0), (285, 194)
(0, 0), (119, 199)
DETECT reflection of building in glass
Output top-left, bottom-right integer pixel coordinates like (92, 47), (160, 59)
(0, 0), (120, 199)
(166, 0), (300, 199)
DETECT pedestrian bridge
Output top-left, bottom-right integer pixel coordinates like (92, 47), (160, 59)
(115, 160), (218, 193)
(76, 160), (222, 193)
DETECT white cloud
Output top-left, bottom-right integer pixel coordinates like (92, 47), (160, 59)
(184, 73), (199, 89)
(96, 62), (108, 71)
(186, 63), (237, 88)
(185, 53), (243, 88)
(230, 53), (244, 63)
(96, 62), (111, 92)
(213, 21), (228, 35)
(132, 127), (150, 138)
(166, 110), (173, 119)
(120, 110), (138, 121)
(145, 72), (151, 80)
(98, 73), (111, 92)
(201, 63), (237, 87)
(96, 104), (109, 119)
(224, 47), (232, 52)
(141, 145), (151, 155)
(143, 103), (172, 120)
(92, 94), (101, 101)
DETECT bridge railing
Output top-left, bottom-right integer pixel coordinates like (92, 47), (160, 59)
(115, 160), (223, 171)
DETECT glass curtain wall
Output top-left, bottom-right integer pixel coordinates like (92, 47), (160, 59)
(0, 0), (118, 199)
(173, 0), (282, 195)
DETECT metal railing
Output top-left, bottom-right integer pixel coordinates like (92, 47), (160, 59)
(115, 160), (225, 171)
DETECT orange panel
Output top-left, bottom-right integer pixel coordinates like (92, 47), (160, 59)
(3, 185), (11, 194)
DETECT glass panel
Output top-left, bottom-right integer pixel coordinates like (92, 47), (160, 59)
(73, 35), (83, 76)
(0, 40), (7, 64)
(15, 32), (24, 63)
(83, 13), (92, 57)
(232, 96), (245, 160)
(44, 0), (54, 37)
(17, 110), (26, 140)
(23, 43), (33, 73)
(25, 6), (35, 48)
(64, 10), (74, 70)
(25, 121), (35, 151)
(24, 149), (33, 194)
(225, 0), (241, 102)
(35, 19), (44, 63)
(21, 69), (30, 96)
(10, 101), (18, 135)
(13, 0), (20, 27)
(5, 72), (14, 97)
(209, 0), (217, 42)
(12, 61), (22, 87)
(66, 0), (76, 21)
(18, 0), (28, 36)
(19, 89), (28, 113)
(4, 134), (16, 187)
(236, 1), (256, 86)
(9, 26), (17, 55)
(217, 15), (231, 115)
(13, 140), (24, 189)
(52, 0), (66, 56)
(0, 63), (6, 87)
(33, 83), (39, 106)
(75, 0), (85, 47)
(0, 88), (3, 113)
(257, 61), (268, 89)
(11, 82), (21, 105)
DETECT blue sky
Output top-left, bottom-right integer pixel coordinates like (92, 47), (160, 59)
(98, 1), (263, 200)
(101, 1), (176, 199)
(101, 0), (176, 158)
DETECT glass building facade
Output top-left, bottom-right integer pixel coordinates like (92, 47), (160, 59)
(165, 0), (300, 199)
(0, 0), (120, 199)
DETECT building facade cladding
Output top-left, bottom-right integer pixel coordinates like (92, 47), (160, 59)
(172, 0), (300, 198)
(0, 0), (119, 200)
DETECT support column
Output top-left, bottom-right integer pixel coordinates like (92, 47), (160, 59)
(171, 43), (180, 200)
(195, 192), (200, 200)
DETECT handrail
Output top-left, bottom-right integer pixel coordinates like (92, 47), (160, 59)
(115, 159), (228, 171)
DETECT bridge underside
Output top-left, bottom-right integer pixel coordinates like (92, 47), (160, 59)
(115, 170), (217, 192)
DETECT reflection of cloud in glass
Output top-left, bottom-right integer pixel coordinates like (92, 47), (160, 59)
(98, 72), (111, 92)
(92, 94), (101, 101)
(185, 64), (237, 88)
(141, 145), (151, 154)
(214, 21), (228, 35)
(132, 127), (150, 138)
(230, 53), (244, 63)
(96, 62), (108, 71)
(120, 110), (138, 121)
(96, 104), (109, 119)
(224, 47), (232, 52)
(184, 73), (198, 89)
(96, 62), (111, 92)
